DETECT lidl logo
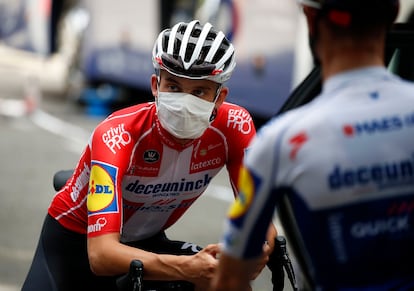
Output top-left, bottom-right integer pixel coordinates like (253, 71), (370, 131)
(228, 166), (255, 219)
(87, 162), (118, 214)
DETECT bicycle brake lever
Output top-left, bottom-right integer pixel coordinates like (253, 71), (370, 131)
(130, 260), (144, 291)
(275, 236), (298, 291)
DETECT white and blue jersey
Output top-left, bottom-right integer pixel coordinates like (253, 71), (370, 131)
(222, 67), (414, 290)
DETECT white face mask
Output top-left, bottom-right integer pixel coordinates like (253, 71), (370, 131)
(156, 91), (216, 139)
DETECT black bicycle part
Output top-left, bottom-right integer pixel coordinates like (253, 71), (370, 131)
(275, 236), (298, 291)
(53, 169), (74, 191)
(267, 238), (284, 291)
(268, 235), (298, 291)
(116, 260), (144, 291)
(116, 260), (194, 291)
(143, 280), (194, 290)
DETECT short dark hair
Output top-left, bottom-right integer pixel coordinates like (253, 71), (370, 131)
(319, 0), (399, 30)
(317, 0), (399, 38)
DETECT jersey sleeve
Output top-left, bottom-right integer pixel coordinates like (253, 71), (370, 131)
(220, 117), (284, 259)
(86, 119), (135, 238)
(221, 103), (257, 197)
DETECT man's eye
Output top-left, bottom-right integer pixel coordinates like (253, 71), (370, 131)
(167, 85), (179, 91)
(193, 90), (205, 97)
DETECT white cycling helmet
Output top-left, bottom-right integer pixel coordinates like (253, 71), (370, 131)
(152, 20), (236, 84)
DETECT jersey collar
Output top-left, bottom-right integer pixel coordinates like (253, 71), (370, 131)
(322, 66), (394, 97)
(154, 117), (198, 151)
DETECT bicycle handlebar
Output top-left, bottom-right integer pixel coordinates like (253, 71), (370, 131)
(116, 260), (194, 291)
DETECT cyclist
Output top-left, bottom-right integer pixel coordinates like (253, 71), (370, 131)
(211, 0), (414, 290)
(22, 20), (278, 291)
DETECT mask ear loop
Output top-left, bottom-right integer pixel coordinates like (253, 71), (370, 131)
(155, 75), (161, 107)
(210, 84), (222, 122)
(156, 75), (161, 88)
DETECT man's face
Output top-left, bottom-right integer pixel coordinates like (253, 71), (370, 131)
(156, 70), (221, 102)
(150, 70), (228, 142)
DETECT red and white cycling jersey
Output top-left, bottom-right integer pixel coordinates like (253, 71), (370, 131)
(48, 101), (255, 242)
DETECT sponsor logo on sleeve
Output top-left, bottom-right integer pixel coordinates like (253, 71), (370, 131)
(87, 162), (118, 214)
(70, 163), (90, 202)
(228, 166), (255, 219)
(102, 123), (132, 154)
(227, 108), (253, 134)
(88, 217), (107, 233)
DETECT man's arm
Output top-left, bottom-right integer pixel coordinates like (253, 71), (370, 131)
(211, 223), (277, 291)
(87, 233), (220, 287)
(249, 223), (277, 279)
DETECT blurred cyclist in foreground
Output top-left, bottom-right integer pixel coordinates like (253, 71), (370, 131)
(211, 0), (414, 290)
(22, 20), (278, 291)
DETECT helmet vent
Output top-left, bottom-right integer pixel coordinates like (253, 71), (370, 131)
(185, 43), (196, 62)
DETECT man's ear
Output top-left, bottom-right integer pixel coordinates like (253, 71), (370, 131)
(215, 86), (229, 107)
(303, 6), (318, 36)
(150, 74), (158, 98)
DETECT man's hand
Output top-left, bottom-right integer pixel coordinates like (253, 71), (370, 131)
(250, 241), (272, 280)
(209, 252), (259, 291)
(182, 244), (220, 291)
